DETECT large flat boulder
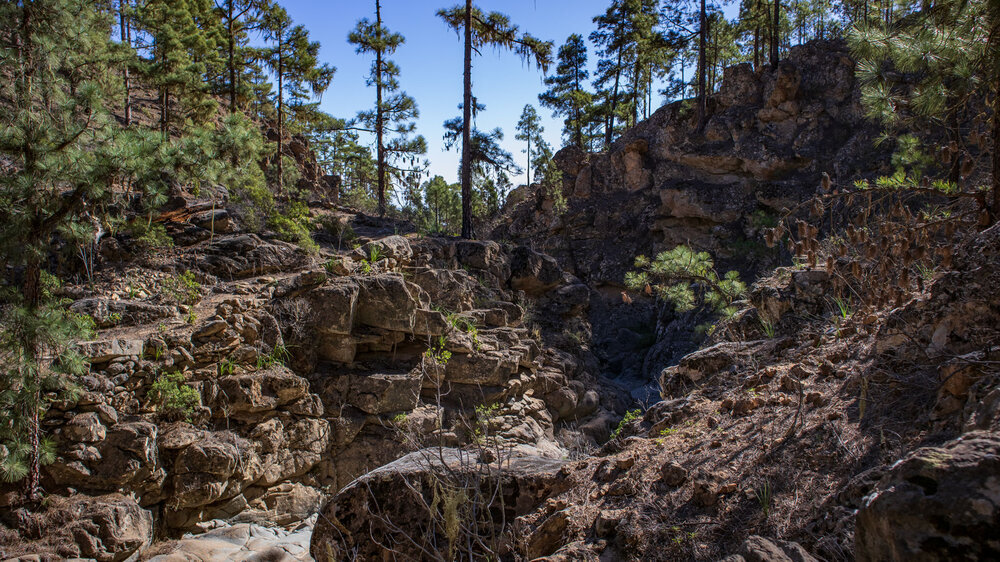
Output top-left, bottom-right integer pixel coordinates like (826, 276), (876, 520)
(310, 448), (569, 561)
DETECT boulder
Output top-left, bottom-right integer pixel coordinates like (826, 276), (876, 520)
(272, 269), (328, 299)
(256, 418), (330, 487)
(146, 520), (313, 562)
(170, 431), (258, 510)
(456, 240), (502, 270)
(78, 338), (144, 363)
(855, 431), (1000, 561)
(62, 412), (106, 443)
(310, 448), (569, 561)
(214, 365), (310, 419)
(186, 234), (311, 279)
(725, 535), (818, 562)
(509, 246), (564, 296)
(411, 267), (478, 311)
(304, 277), (359, 336)
(316, 370), (421, 415)
(47, 422), (163, 499)
(355, 274), (420, 332)
(249, 483), (326, 526)
(359, 235), (413, 264)
(0, 494), (152, 562)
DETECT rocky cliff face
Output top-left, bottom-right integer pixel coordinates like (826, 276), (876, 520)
(494, 39), (890, 395)
(307, 221), (1000, 562)
(0, 201), (630, 559)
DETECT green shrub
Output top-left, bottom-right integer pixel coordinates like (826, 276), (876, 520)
(147, 373), (200, 421)
(256, 345), (290, 369)
(318, 215), (357, 249)
(163, 270), (202, 305)
(611, 408), (642, 440)
(127, 221), (174, 249)
(269, 201), (318, 253)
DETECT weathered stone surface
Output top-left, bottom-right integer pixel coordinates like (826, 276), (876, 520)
(47, 422), (163, 498)
(315, 370), (421, 415)
(659, 341), (754, 395)
(249, 483), (326, 527)
(410, 267), (478, 311)
(214, 365), (311, 419)
(355, 274), (420, 332)
(170, 431), (258, 509)
(70, 298), (175, 328)
(303, 277), (359, 332)
(359, 235), (413, 264)
(256, 418), (330, 487)
(726, 535), (818, 562)
(310, 449), (569, 561)
(62, 412), (106, 443)
(855, 431), (1000, 561)
(146, 519), (314, 561)
(509, 246), (564, 296)
(0, 494), (152, 562)
(186, 234), (311, 279)
(79, 338), (144, 363)
(272, 269), (327, 299)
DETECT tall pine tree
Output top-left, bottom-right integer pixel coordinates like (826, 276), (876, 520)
(539, 34), (593, 149)
(438, 2), (552, 239)
(217, 0), (272, 113)
(349, 0), (427, 216)
(261, 4), (335, 191)
(515, 105), (545, 186)
(0, 0), (118, 497)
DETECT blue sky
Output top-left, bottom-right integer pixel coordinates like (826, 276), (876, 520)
(280, 0), (616, 188)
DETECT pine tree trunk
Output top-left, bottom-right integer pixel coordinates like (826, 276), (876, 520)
(460, 0), (474, 239)
(161, 88), (169, 137)
(22, 255), (41, 502)
(754, 24), (759, 70)
(574, 65), (583, 149)
(631, 58), (640, 127)
(526, 135), (531, 187)
(697, 0), (708, 128)
(376, 0), (387, 217)
(606, 49), (622, 148)
(228, 0), (236, 112)
(771, 0), (780, 67)
(120, 0), (131, 126)
(277, 31), (284, 192)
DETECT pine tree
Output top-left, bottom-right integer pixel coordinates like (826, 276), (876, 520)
(443, 109), (520, 223)
(592, 0), (669, 143)
(438, 2), (552, 239)
(217, 0), (272, 113)
(423, 175), (462, 234)
(138, 0), (224, 135)
(591, 0), (632, 146)
(539, 34), (593, 149)
(771, 0), (782, 65)
(350, 0), (427, 217)
(261, 4), (335, 191)
(0, 0), (120, 498)
(515, 105), (545, 186)
(118, 0), (134, 125)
